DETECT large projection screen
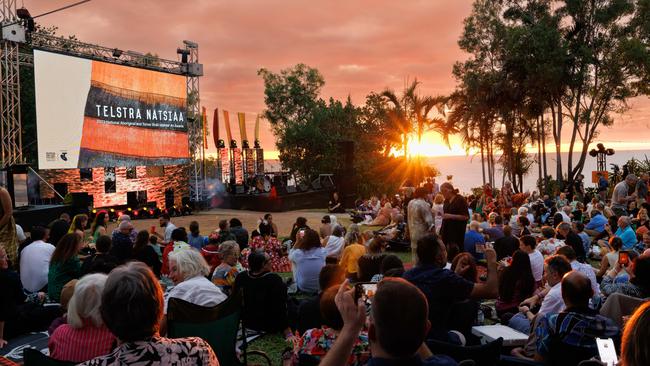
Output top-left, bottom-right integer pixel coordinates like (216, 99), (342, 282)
(34, 50), (190, 169)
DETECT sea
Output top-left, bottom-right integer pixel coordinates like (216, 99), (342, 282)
(265, 149), (650, 194)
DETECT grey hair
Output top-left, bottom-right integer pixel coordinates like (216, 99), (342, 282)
(168, 248), (210, 280)
(619, 216), (631, 227)
(332, 224), (345, 237)
(518, 207), (528, 215)
(219, 240), (240, 257)
(67, 273), (108, 328)
(556, 222), (572, 233)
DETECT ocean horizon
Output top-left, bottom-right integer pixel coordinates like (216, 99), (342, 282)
(264, 149), (650, 194)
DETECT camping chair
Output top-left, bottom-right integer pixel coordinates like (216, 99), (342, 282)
(167, 290), (270, 366)
(23, 348), (75, 366)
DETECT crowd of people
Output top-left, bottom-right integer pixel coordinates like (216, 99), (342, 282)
(0, 172), (649, 365)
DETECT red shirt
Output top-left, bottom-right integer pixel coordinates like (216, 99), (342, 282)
(48, 323), (115, 363)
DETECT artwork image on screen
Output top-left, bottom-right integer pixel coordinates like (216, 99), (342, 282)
(34, 50), (190, 170)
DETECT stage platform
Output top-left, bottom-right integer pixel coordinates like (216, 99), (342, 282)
(12, 204), (70, 231)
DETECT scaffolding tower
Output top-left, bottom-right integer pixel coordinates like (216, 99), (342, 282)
(0, 0), (23, 167)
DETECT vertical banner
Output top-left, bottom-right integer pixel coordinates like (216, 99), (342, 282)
(254, 114), (261, 146)
(213, 108), (223, 182)
(202, 107), (208, 149)
(223, 110), (234, 147)
(213, 108), (220, 148)
(245, 149), (255, 177)
(255, 148), (264, 175)
(220, 147), (229, 183)
(238, 112), (248, 143)
(233, 148), (243, 184)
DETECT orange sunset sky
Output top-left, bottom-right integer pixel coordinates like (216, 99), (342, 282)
(31, 0), (650, 158)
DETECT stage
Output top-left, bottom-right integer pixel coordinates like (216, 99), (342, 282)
(218, 189), (332, 212)
(12, 204), (70, 231)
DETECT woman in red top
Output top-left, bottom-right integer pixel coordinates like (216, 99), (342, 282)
(249, 222), (291, 272)
(49, 273), (115, 363)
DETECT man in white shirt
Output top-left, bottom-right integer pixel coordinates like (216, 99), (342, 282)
(519, 235), (544, 283)
(560, 206), (572, 223)
(153, 213), (177, 244)
(557, 246), (600, 299)
(19, 226), (55, 293)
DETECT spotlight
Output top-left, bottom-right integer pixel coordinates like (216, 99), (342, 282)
(112, 48), (123, 58)
(92, 209), (97, 214)
(127, 207), (132, 211)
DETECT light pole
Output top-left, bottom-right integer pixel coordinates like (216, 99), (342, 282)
(589, 143), (615, 172)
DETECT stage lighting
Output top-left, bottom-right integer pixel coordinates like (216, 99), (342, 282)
(110, 208), (115, 212)
(177, 48), (189, 63)
(112, 48), (123, 58)
(92, 209), (97, 214)
(127, 207), (132, 211)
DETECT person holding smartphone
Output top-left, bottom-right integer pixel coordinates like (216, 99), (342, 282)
(601, 255), (650, 299)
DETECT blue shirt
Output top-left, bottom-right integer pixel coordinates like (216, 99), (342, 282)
(585, 214), (607, 233)
(615, 226), (637, 250)
(463, 230), (485, 260)
(187, 234), (208, 250)
(288, 247), (326, 293)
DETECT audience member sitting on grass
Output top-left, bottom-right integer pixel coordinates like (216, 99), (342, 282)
(323, 224), (346, 259)
(404, 234), (498, 343)
(356, 237), (386, 282)
(584, 209), (608, 237)
(620, 301), (650, 366)
(319, 215), (333, 239)
(290, 216), (310, 244)
(463, 220), (485, 260)
(187, 220), (208, 250)
(234, 250), (294, 339)
(81, 235), (118, 275)
(161, 227), (190, 275)
(211, 240), (241, 295)
(596, 236), (629, 279)
(534, 271), (620, 365)
(318, 278), (457, 366)
(297, 264), (345, 334)
(110, 221), (135, 264)
(19, 225), (55, 293)
(215, 219), (236, 244)
(518, 235), (545, 285)
(290, 285), (370, 366)
(339, 229), (367, 280)
(450, 252), (478, 283)
(604, 216), (637, 250)
(49, 273), (115, 363)
(80, 262), (217, 365)
(251, 221), (291, 272)
(536, 226), (564, 257)
(289, 228), (327, 294)
(483, 214), (505, 241)
(495, 250), (535, 318)
(370, 254), (405, 282)
(229, 217), (249, 250)
(600, 255), (650, 299)
(48, 233), (83, 302)
(556, 246), (600, 300)
(556, 222), (586, 262)
(132, 230), (162, 278)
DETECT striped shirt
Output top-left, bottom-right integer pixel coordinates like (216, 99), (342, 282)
(48, 323), (115, 363)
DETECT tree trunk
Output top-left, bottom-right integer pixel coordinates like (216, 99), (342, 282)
(541, 113), (548, 188)
(536, 115), (542, 192)
(551, 100), (563, 190)
(480, 134), (486, 186)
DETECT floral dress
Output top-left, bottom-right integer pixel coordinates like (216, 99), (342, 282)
(248, 236), (291, 272)
(292, 327), (370, 366)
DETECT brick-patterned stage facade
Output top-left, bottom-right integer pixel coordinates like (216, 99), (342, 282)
(38, 165), (189, 209)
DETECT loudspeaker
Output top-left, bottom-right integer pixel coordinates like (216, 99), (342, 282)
(71, 192), (90, 209)
(235, 185), (245, 194)
(164, 189), (175, 209)
(127, 191), (138, 207)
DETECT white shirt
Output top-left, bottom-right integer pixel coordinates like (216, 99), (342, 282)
(19, 240), (55, 293)
(529, 250), (544, 282)
(324, 236), (345, 258)
(571, 260), (600, 296)
(15, 224), (26, 242)
(164, 222), (178, 243)
(539, 282), (565, 316)
(560, 211), (572, 223)
(164, 275), (227, 314)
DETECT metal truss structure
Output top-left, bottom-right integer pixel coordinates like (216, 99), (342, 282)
(0, 0), (205, 202)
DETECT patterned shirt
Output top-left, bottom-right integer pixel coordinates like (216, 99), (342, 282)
(48, 323), (115, 363)
(536, 308), (619, 360)
(292, 327), (370, 366)
(248, 236), (291, 272)
(80, 336), (218, 366)
(212, 262), (241, 295)
(600, 275), (648, 299)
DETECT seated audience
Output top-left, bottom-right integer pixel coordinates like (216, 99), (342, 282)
(556, 222), (586, 262)
(81, 235), (118, 275)
(48, 279), (77, 336)
(80, 262), (217, 365)
(323, 224), (346, 259)
(357, 237), (386, 282)
(404, 234), (498, 342)
(289, 228), (327, 294)
(48, 233), (83, 302)
(292, 286), (370, 365)
(600, 255), (650, 299)
(318, 278), (456, 366)
(584, 209), (607, 236)
(250, 221), (291, 272)
(496, 250), (535, 317)
(234, 250), (292, 336)
(596, 237), (629, 278)
(450, 252), (478, 283)
(215, 219), (236, 244)
(463, 221), (485, 260)
(48, 213), (71, 249)
(165, 249), (227, 315)
(49, 273), (115, 363)
(606, 216), (637, 250)
(370, 255), (405, 282)
(319, 215), (333, 239)
(297, 264), (345, 334)
(290, 217), (310, 244)
(110, 221), (135, 264)
(90, 212), (109, 244)
(536, 226), (565, 256)
(211, 240), (241, 295)
(161, 228), (191, 275)
(556, 246), (600, 299)
(229, 218), (249, 250)
(187, 221), (208, 250)
(519, 235), (544, 284)
(535, 272), (620, 365)
(328, 192), (345, 213)
(0, 244), (59, 346)
(368, 202), (392, 226)
(574, 222), (591, 257)
(68, 214), (89, 240)
(621, 301), (650, 366)
(339, 229), (367, 280)
(110, 214), (138, 243)
(483, 214), (505, 241)
(517, 216), (531, 237)
(132, 231), (162, 278)
(494, 225), (519, 260)
(19, 225), (55, 293)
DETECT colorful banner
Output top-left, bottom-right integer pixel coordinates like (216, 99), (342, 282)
(202, 107), (208, 149)
(233, 148), (243, 184)
(34, 50), (189, 169)
(213, 107), (220, 148)
(238, 112), (248, 146)
(255, 114), (261, 143)
(223, 110), (234, 147)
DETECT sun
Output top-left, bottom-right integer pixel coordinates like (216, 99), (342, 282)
(393, 132), (476, 158)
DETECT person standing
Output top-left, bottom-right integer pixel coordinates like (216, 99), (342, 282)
(611, 174), (638, 217)
(152, 214), (177, 244)
(440, 183), (469, 258)
(0, 187), (17, 266)
(407, 187), (433, 263)
(636, 173), (649, 207)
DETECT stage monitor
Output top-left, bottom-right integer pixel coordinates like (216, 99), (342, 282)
(34, 50), (190, 169)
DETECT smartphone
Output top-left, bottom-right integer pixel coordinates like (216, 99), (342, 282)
(619, 251), (630, 266)
(354, 282), (377, 307)
(298, 229), (306, 239)
(150, 225), (156, 234)
(596, 338), (618, 366)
